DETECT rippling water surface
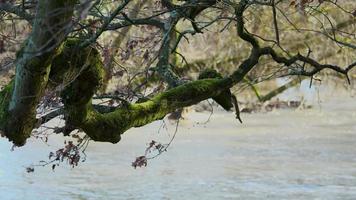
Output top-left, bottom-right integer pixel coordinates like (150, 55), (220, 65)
(1, 83), (356, 200)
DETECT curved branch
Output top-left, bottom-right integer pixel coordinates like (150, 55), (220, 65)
(1, 0), (76, 146)
(49, 40), (233, 143)
(233, 0), (355, 84)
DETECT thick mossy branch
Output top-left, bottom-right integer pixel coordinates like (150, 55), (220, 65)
(0, 37), (235, 145)
(81, 78), (232, 143)
(62, 52), (232, 142)
(1, 0), (76, 146)
(5, 49), (56, 145)
(198, 69), (234, 111)
(1, 36), (246, 145)
(50, 40), (234, 143)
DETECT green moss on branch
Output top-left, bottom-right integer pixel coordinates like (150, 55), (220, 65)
(2, 37), (237, 145)
(51, 42), (233, 143)
(78, 78), (232, 143)
(2, 0), (76, 146)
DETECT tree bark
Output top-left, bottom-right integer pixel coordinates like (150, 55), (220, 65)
(1, 0), (75, 146)
(48, 39), (234, 143)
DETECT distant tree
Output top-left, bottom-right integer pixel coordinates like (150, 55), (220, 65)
(0, 0), (354, 149)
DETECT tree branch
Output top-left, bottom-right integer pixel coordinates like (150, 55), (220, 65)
(1, 0), (76, 146)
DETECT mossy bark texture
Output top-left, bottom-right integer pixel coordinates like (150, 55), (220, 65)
(0, 36), (235, 145)
(52, 41), (233, 143)
(0, 0), (76, 145)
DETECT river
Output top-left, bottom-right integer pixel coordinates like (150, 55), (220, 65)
(1, 80), (356, 200)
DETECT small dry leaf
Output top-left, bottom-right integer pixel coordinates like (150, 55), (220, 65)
(26, 167), (34, 173)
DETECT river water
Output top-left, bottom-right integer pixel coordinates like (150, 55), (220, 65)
(1, 81), (356, 200)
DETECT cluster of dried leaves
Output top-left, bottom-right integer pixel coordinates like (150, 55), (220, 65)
(49, 141), (81, 169)
(26, 133), (89, 173)
(132, 140), (166, 169)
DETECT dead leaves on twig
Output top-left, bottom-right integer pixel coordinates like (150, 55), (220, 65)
(132, 156), (147, 169)
(132, 140), (167, 169)
(25, 134), (89, 173)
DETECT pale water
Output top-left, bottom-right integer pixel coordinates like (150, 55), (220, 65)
(1, 82), (356, 200)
